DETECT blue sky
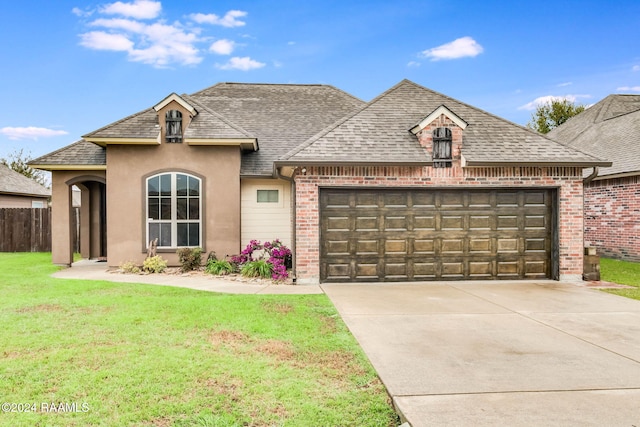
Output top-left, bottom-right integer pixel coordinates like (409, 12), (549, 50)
(1, 0), (639, 161)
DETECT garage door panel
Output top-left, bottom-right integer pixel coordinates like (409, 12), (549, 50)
(320, 188), (554, 282)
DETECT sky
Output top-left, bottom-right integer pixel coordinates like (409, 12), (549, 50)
(1, 0), (639, 162)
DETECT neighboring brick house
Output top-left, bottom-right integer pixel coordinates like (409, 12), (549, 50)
(31, 79), (608, 283)
(548, 94), (640, 262)
(0, 164), (50, 208)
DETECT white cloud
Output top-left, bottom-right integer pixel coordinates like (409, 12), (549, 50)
(209, 39), (235, 55)
(90, 18), (146, 33)
(79, 31), (134, 51)
(518, 94), (590, 111)
(71, 7), (92, 17)
(557, 82), (572, 87)
(1, 127), (69, 141)
(633, 65), (640, 72)
(420, 36), (483, 61)
(101, 0), (161, 19)
(407, 61), (420, 67)
(76, 5), (258, 68)
(216, 56), (265, 71)
(617, 86), (640, 92)
(189, 10), (247, 27)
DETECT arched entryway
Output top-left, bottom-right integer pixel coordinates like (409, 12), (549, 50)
(52, 171), (107, 265)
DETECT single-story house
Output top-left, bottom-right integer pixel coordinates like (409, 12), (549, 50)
(31, 79), (609, 284)
(548, 94), (640, 262)
(0, 163), (50, 208)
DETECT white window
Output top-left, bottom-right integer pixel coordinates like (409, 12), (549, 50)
(257, 189), (279, 203)
(31, 201), (45, 208)
(146, 172), (201, 248)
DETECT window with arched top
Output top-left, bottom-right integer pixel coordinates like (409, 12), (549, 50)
(146, 172), (201, 248)
(165, 110), (182, 143)
(433, 127), (452, 168)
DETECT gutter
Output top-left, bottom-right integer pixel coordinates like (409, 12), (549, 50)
(583, 167), (599, 185)
(274, 166), (297, 283)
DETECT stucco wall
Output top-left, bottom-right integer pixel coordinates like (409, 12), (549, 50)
(0, 194), (48, 208)
(106, 143), (241, 267)
(293, 165), (584, 284)
(584, 176), (640, 262)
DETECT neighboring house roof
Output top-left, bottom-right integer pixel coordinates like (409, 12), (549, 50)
(548, 94), (640, 179)
(30, 139), (106, 170)
(0, 163), (50, 197)
(279, 80), (608, 167)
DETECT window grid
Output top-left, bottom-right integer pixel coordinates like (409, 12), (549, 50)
(147, 173), (201, 248)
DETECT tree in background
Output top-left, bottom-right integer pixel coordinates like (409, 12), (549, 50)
(1, 148), (50, 188)
(527, 99), (586, 134)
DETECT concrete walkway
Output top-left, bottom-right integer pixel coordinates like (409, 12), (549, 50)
(54, 262), (640, 426)
(52, 260), (323, 294)
(322, 281), (640, 426)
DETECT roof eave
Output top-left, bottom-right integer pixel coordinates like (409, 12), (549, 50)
(28, 164), (107, 171)
(84, 136), (160, 146)
(274, 160), (431, 167)
(464, 160), (612, 168)
(186, 138), (258, 152)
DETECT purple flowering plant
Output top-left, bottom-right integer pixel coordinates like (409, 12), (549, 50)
(231, 239), (292, 281)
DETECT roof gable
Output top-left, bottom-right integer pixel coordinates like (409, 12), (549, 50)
(410, 105), (468, 134)
(280, 79), (607, 167)
(153, 93), (197, 116)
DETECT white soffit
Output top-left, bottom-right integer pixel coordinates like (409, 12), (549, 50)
(153, 93), (197, 116)
(410, 105), (468, 134)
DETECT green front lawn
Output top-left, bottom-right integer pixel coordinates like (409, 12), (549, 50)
(0, 253), (398, 427)
(600, 257), (640, 301)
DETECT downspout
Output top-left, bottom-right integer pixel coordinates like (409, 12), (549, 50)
(275, 165), (297, 283)
(583, 166), (599, 185)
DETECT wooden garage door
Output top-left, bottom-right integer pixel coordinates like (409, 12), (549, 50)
(320, 188), (555, 282)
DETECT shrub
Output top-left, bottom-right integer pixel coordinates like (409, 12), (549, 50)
(119, 261), (140, 274)
(177, 247), (203, 272)
(142, 255), (167, 274)
(206, 259), (235, 276)
(241, 260), (273, 279)
(232, 239), (292, 281)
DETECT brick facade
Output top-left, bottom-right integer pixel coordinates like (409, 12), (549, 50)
(584, 176), (640, 261)
(294, 165), (584, 284)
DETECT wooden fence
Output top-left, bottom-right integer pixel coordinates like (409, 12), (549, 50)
(0, 208), (52, 252)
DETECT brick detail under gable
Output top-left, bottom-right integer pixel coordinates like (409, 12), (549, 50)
(584, 176), (640, 261)
(415, 114), (463, 164)
(294, 165), (585, 284)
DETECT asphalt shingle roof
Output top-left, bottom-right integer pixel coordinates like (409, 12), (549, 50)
(30, 140), (105, 167)
(548, 94), (640, 177)
(281, 80), (607, 166)
(32, 80), (608, 175)
(0, 163), (50, 197)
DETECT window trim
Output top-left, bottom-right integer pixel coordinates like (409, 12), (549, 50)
(145, 172), (202, 249)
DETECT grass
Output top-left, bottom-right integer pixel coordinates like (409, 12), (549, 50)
(0, 253), (398, 427)
(600, 257), (640, 301)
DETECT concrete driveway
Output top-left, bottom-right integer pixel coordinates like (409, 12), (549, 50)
(322, 281), (640, 427)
